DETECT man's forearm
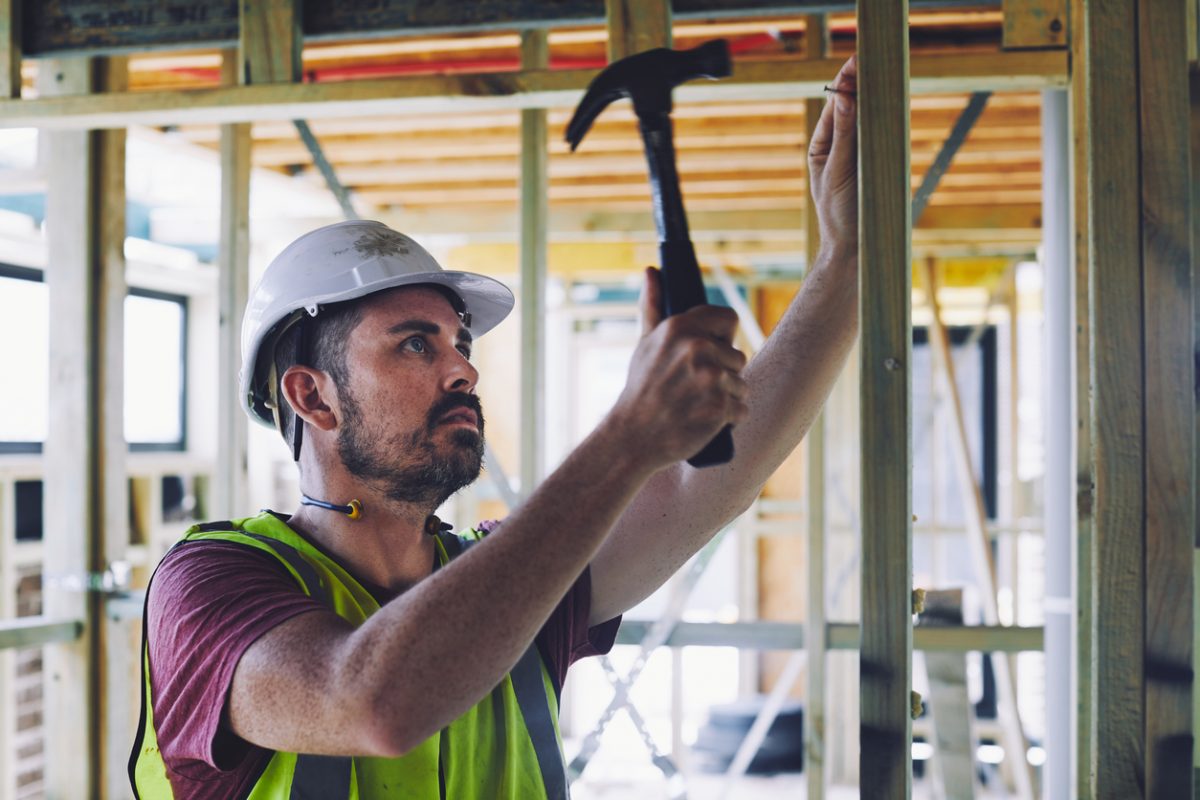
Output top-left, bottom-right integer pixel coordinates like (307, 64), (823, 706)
(340, 418), (656, 754)
(589, 248), (857, 624)
(724, 245), (858, 499)
(654, 246), (857, 526)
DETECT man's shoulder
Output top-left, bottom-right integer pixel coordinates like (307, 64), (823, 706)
(150, 534), (296, 609)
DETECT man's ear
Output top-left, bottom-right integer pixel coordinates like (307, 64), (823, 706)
(280, 366), (338, 432)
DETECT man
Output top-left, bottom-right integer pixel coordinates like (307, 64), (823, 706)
(131, 57), (859, 799)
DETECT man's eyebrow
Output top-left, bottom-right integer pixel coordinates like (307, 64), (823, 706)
(386, 319), (473, 345)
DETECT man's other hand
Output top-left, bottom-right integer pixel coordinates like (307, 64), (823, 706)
(607, 267), (749, 469)
(808, 55), (858, 259)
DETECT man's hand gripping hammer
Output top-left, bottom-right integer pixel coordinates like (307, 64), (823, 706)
(566, 39), (735, 468)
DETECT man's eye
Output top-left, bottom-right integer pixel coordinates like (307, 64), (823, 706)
(403, 337), (427, 353)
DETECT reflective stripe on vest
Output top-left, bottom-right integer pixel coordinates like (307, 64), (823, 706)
(131, 513), (569, 800)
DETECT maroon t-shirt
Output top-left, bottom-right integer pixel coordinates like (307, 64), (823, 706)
(145, 533), (620, 799)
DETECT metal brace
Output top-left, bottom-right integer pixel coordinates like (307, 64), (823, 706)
(568, 528), (729, 790)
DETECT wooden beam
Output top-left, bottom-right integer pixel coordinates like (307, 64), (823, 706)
(1001, 0), (1068, 50)
(1068, 1), (1095, 796)
(214, 50), (251, 519)
(19, 0), (996, 57)
(1137, 0), (1194, 795)
(857, 0), (913, 795)
(520, 28), (548, 500)
(94, 55), (132, 800)
(1191, 53), (1200, 800)
(605, 0), (671, 61)
(0, 0), (19, 99)
(612, 620), (1045, 652)
(39, 54), (127, 800)
(0, 51), (1067, 130)
(238, 0), (301, 85)
(1085, 0), (1145, 794)
(804, 16), (829, 800)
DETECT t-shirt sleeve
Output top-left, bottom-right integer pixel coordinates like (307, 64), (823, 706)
(535, 565), (622, 694)
(146, 540), (327, 779)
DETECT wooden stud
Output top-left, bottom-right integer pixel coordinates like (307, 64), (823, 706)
(519, 28), (548, 500)
(238, 0), (301, 85)
(804, 15), (830, 800)
(605, 0), (671, 62)
(1188, 0), (1198, 63)
(1002, 0), (1069, 50)
(857, 0), (913, 795)
(215, 49), (251, 518)
(1191, 52), (1200, 800)
(1137, 0), (1194, 795)
(0, 0), (20, 99)
(1085, 0), (1145, 794)
(1068, 0), (1095, 796)
(95, 57), (132, 799)
(39, 55), (127, 800)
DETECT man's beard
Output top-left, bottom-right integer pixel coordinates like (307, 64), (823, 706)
(337, 388), (485, 509)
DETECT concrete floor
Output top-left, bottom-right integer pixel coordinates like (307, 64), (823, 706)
(572, 773), (1015, 799)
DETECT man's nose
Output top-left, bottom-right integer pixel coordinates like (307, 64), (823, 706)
(444, 351), (479, 394)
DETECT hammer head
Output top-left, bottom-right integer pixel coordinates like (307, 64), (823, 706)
(566, 39), (731, 151)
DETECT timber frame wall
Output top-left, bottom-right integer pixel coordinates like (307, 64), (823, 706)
(0, 2), (1194, 799)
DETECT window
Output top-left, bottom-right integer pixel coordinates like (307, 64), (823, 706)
(125, 289), (187, 450)
(0, 265), (48, 452)
(0, 266), (188, 452)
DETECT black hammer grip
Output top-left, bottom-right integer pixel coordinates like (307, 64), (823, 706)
(659, 239), (735, 468)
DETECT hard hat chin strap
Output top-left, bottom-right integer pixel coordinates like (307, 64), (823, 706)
(289, 313), (313, 461)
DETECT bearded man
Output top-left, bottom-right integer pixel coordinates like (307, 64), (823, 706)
(131, 57), (860, 800)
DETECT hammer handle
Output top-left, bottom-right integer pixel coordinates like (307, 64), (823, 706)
(659, 239), (735, 468)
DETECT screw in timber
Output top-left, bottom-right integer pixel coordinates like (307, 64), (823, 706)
(884, 357), (902, 372)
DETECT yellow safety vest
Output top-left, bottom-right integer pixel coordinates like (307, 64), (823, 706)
(129, 511), (569, 799)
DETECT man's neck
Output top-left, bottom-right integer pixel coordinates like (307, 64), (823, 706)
(288, 490), (439, 595)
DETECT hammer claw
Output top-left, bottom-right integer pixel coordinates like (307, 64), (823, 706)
(565, 40), (732, 150)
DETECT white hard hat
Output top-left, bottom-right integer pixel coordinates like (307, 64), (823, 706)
(240, 220), (514, 429)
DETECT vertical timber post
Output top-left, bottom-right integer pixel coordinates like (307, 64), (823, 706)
(1138, 0), (1194, 796)
(604, 0), (671, 61)
(1068, 0), (1095, 794)
(857, 0), (913, 796)
(238, 0), (302, 86)
(96, 58), (131, 799)
(519, 29), (548, 500)
(39, 55), (127, 799)
(1191, 42), (1200, 800)
(215, 50), (251, 518)
(804, 14), (831, 800)
(0, 0), (20, 99)
(1085, 0), (1145, 795)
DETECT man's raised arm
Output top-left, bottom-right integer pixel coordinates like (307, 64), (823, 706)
(589, 56), (860, 625)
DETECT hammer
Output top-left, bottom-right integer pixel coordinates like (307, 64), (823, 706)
(566, 39), (735, 468)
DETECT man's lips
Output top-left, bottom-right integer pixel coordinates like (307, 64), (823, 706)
(438, 408), (479, 428)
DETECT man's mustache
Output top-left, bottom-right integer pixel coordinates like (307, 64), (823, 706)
(426, 392), (484, 432)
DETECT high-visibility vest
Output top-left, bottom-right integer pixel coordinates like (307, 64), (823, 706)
(129, 511), (570, 799)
